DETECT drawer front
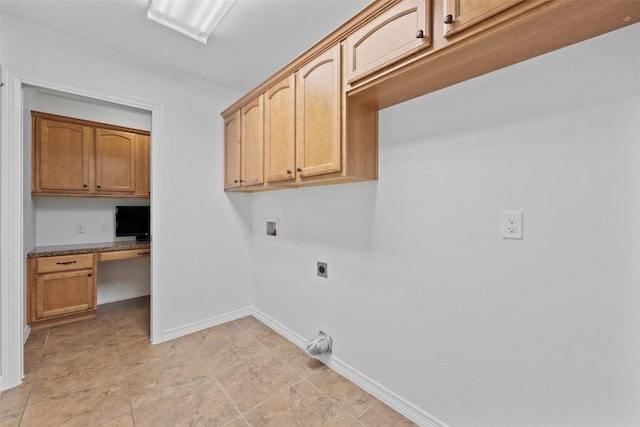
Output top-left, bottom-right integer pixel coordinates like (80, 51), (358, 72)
(99, 248), (151, 262)
(36, 253), (95, 273)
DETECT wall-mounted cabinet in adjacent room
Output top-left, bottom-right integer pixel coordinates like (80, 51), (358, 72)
(31, 111), (150, 198)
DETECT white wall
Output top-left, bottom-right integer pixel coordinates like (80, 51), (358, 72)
(1, 13), (252, 341)
(251, 24), (640, 427)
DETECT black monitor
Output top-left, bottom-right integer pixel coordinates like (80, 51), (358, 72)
(115, 205), (150, 241)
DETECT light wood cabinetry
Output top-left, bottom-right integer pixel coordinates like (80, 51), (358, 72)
(95, 128), (136, 193)
(265, 75), (296, 184)
(27, 244), (151, 329)
(224, 111), (242, 190)
(344, 0), (430, 85)
(28, 253), (96, 328)
(33, 118), (92, 192)
(241, 95), (265, 188)
(224, 44), (377, 192)
(135, 134), (151, 197)
(442, 0), (543, 38)
(296, 44), (342, 179)
(222, 0), (639, 192)
(98, 248), (151, 262)
(224, 96), (267, 191)
(32, 112), (150, 198)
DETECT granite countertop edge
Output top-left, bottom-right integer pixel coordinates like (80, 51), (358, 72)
(27, 241), (152, 258)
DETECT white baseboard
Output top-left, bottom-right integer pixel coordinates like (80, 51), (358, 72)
(160, 306), (252, 343)
(23, 324), (31, 344)
(251, 306), (448, 427)
(97, 291), (150, 306)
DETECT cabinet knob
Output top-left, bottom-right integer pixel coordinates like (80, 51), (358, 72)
(96, 185), (102, 189)
(296, 167), (302, 173)
(234, 179), (239, 184)
(444, 14), (453, 24)
(416, 29), (424, 39)
(88, 273), (93, 277)
(83, 184), (88, 188)
(286, 169), (292, 175)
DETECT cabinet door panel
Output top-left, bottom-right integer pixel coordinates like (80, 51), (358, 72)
(224, 111), (242, 190)
(241, 95), (265, 187)
(35, 269), (95, 319)
(345, 0), (430, 84)
(36, 119), (92, 192)
(265, 75), (296, 183)
(296, 45), (342, 178)
(95, 129), (136, 193)
(444, 0), (524, 37)
(135, 134), (151, 197)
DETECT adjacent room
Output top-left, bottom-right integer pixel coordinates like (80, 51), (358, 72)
(1, 0), (639, 426)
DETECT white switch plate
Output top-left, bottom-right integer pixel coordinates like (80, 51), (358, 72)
(502, 211), (523, 239)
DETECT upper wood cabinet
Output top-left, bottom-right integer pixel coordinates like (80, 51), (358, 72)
(265, 75), (296, 184)
(223, 97), (265, 191)
(224, 111), (241, 190)
(34, 118), (92, 192)
(296, 44), (342, 179)
(443, 0), (526, 37)
(241, 95), (265, 188)
(95, 128), (136, 193)
(222, 0), (639, 192)
(32, 112), (150, 198)
(344, 0), (431, 85)
(135, 134), (151, 197)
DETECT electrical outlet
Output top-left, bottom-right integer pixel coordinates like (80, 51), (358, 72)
(317, 261), (328, 278)
(502, 211), (523, 239)
(76, 224), (86, 234)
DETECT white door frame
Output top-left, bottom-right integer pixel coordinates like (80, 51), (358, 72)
(0, 70), (163, 390)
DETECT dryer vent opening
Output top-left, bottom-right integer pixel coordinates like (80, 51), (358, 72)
(304, 331), (333, 358)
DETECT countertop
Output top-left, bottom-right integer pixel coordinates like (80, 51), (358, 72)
(27, 240), (151, 258)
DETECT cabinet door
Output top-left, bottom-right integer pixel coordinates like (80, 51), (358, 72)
(34, 118), (92, 192)
(345, 0), (430, 85)
(135, 133), (151, 197)
(444, 0), (524, 37)
(296, 45), (342, 178)
(224, 111), (242, 190)
(35, 269), (95, 319)
(241, 95), (265, 187)
(265, 75), (296, 183)
(95, 128), (136, 193)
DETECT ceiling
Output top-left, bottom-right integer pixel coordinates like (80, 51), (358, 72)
(0, 0), (370, 93)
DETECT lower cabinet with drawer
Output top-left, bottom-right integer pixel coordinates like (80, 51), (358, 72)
(27, 253), (97, 329)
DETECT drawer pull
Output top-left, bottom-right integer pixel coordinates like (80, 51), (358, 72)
(137, 252), (151, 256)
(56, 261), (77, 265)
(88, 273), (93, 277)
(444, 14), (454, 24)
(416, 29), (424, 39)
(296, 167), (302, 172)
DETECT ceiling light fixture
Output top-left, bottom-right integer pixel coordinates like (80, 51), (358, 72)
(147, 0), (236, 44)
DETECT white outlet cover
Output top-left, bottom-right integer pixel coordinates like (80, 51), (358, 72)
(502, 211), (523, 239)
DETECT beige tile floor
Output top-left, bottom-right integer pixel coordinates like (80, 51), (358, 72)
(1, 297), (417, 427)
